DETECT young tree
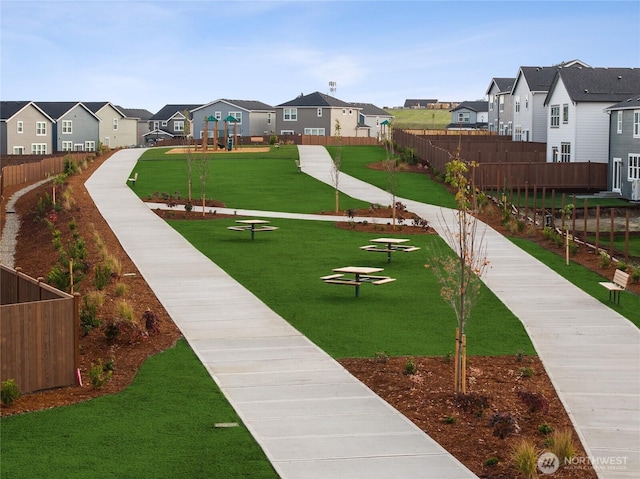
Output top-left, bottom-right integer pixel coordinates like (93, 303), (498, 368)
(384, 122), (399, 229)
(427, 152), (489, 394)
(330, 119), (342, 213)
(196, 152), (209, 217)
(183, 109), (194, 202)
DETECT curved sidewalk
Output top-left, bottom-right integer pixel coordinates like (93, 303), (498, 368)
(299, 145), (640, 479)
(85, 148), (477, 479)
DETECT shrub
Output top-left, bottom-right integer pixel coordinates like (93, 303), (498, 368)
(373, 351), (389, 363)
(117, 300), (134, 322)
(488, 412), (519, 439)
(404, 358), (417, 375)
(114, 282), (128, 297)
(93, 263), (112, 290)
(442, 351), (453, 363)
(443, 416), (457, 424)
(455, 392), (490, 417)
(549, 428), (576, 464)
(483, 456), (499, 467)
(80, 292), (104, 336)
(142, 309), (160, 335)
(517, 390), (550, 414)
(89, 360), (112, 389)
(511, 439), (539, 479)
(1, 379), (21, 405)
(538, 423), (553, 435)
(617, 261), (628, 272)
(632, 266), (640, 284)
(599, 251), (611, 269)
(64, 157), (79, 175)
(515, 350), (525, 362)
(519, 366), (535, 378)
(184, 202), (193, 212)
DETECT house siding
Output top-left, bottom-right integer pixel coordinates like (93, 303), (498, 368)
(545, 82), (574, 161)
(54, 106), (99, 152)
(575, 103), (612, 163)
(192, 101), (275, 139)
(609, 107), (640, 199)
(95, 104), (137, 148)
(530, 92), (548, 143)
(511, 79), (533, 141)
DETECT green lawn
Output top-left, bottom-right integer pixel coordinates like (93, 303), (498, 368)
(0, 340), (279, 479)
(384, 108), (451, 130)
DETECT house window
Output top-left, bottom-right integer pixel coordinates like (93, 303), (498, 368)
(62, 141), (73, 151)
(552, 146), (559, 162)
(280, 130), (294, 135)
(634, 111), (640, 138)
(174, 120), (184, 132)
(304, 128), (325, 136)
(349, 109), (353, 115)
(113, 118), (118, 130)
(153, 121), (159, 130)
(31, 143), (47, 154)
(507, 121), (513, 135)
(617, 111), (623, 134)
(514, 96), (520, 113)
(215, 111), (222, 120)
(36, 122), (46, 136)
(283, 108), (297, 121)
(317, 108), (322, 117)
(229, 112), (242, 124)
(489, 95), (494, 111)
(628, 154), (640, 180)
(499, 96), (504, 113)
(457, 112), (470, 123)
(161, 121), (168, 127)
(62, 120), (72, 134)
(525, 95), (529, 109)
(85, 141), (96, 151)
(550, 105), (560, 128)
(267, 113), (272, 125)
(342, 109), (346, 115)
(13, 146), (24, 154)
(563, 104), (569, 124)
(17, 121), (23, 133)
(560, 142), (571, 162)
(514, 126), (522, 141)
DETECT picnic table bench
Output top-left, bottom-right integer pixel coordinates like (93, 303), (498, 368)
(360, 238), (420, 263)
(599, 269), (630, 305)
(321, 266), (396, 297)
(228, 219), (278, 240)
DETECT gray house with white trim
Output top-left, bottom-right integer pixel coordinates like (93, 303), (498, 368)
(351, 102), (393, 139)
(191, 99), (275, 142)
(606, 95), (640, 200)
(36, 102), (100, 153)
(486, 78), (514, 135)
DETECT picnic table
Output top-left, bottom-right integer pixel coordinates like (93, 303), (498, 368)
(321, 266), (396, 297)
(227, 219), (278, 240)
(360, 237), (420, 263)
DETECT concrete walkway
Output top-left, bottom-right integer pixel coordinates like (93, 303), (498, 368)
(85, 148), (477, 479)
(298, 145), (640, 479)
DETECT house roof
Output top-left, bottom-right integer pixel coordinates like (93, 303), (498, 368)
(350, 102), (392, 117)
(277, 91), (354, 108)
(546, 67), (640, 105)
(36, 101), (99, 120)
(193, 99), (274, 113)
(83, 101), (126, 117)
(116, 106), (154, 120)
(486, 78), (514, 95)
(150, 104), (202, 120)
(450, 101), (488, 113)
(404, 99), (437, 108)
(1, 101), (33, 121)
(605, 94), (640, 112)
(514, 60), (591, 93)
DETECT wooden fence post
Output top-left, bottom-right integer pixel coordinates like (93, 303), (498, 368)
(610, 209), (615, 259)
(583, 198), (588, 243)
(595, 205), (600, 252)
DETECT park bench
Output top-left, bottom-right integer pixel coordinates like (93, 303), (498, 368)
(127, 172), (138, 186)
(599, 269), (630, 305)
(320, 274), (362, 287)
(295, 159), (301, 172)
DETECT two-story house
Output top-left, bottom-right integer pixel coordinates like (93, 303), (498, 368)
(145, 104), (201, 144)
(116, 106), (154, 146)
(0, 101), (54, 155)
(84, 102), (138, 149)
(37, 102), (100, 152)
(446, 101), (488, 130)
(486, 78), (514, 135)
(510, 60), (591, 142)
(275, 92), (361, 137)
(606, 95), (640, 199)
(544, 67), (640, 164)
(350, 103), (393, 139)
(191, 99), (275, 143)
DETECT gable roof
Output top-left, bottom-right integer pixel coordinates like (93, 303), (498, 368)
(546, 67), (640, 105)
(277, 91), (354, 108)
(404, 99), (437, 108)
(513, 60), (591, 93)
(451, 101), (488, 113)
(350, 102), (391, 117)
(193, 99), (274, 113)
(116, 106), (154, 120)
(605, 94), (640, 112)
(486, 78), (514, 95)
(36, 101), (99, 121)
(83, 101), (128, 118)
(1, 101), (54, 122)
(150, 104), (202, 120)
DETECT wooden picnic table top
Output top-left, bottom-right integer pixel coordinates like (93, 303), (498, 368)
(333, 266), (384, 275)
(369, 238), (410, 244)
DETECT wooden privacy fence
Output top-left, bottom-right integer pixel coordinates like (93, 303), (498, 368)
(0, 265), (79, 394)
(394, 130), (607, 191)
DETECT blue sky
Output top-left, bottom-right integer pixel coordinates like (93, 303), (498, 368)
(2, 0), (638, 114)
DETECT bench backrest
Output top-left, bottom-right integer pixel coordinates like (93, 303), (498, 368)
(613, 269), (630, 288)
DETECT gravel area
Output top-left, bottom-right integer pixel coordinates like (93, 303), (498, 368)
(0, 179), (51, 268)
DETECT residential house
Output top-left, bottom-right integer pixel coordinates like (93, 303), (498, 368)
(446, 101), (488, 130)
(543, 67), (640, 164)
(275, 92), (361, 137)
(191, 99), (275, 144)
(486, 78), (514, 135)
(116, 106), (154, 146)
(0, 101), (54, 155)
(510, 59), (590, 142)
(350, 102), (393, 139)
(36, 102), (100, 152)
(145, 104), (201, 144)
(84, 102), (138, 149)
(605, 95), (640, 199)
(404, 99), (438, 109)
